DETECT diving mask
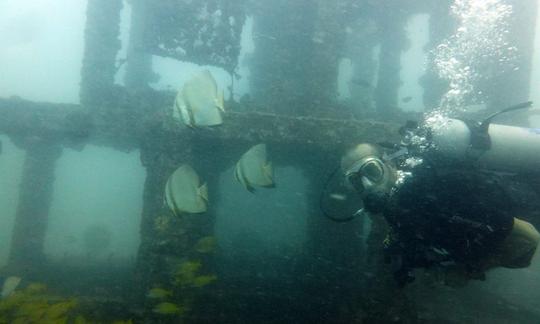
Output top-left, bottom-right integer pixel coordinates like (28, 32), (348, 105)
(345, 156), (385, 193)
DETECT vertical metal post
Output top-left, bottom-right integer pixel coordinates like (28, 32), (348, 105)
(374, 12), (408, 117)
(249, 0), (318, 115)
(9, 141), (62, 273)
(80, 0), (123, 107)
(124, 0), (153, 90)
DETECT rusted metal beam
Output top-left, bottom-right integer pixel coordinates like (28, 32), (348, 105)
(0, 97), (402, 152)
(0, 98), (82, 140)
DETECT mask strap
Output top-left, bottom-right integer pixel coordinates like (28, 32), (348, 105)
(383, 147), (408, 162)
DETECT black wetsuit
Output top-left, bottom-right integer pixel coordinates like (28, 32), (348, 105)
(382, 161), (514, 285)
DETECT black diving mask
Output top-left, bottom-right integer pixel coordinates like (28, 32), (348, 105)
(345, 157), (385, 193)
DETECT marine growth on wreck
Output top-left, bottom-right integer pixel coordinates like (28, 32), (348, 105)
(1, 0), (540, 323)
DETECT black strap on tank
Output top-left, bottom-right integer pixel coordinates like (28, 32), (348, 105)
(456, 101), (533, 152)
(481, 101), (533, 128)
(456, 118), (492, 151)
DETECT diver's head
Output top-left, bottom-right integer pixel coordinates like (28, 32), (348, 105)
(341, 143), (397, 201)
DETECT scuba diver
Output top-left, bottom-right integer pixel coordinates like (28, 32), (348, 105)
(341, 143), (540, 286)
(338, 105), (540, 287)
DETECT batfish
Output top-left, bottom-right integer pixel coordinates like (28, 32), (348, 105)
(235, 144), (274, 192)
(165, 164), (208, 215)
(1, 276), (21, 299)
(173, 70), (224, 127)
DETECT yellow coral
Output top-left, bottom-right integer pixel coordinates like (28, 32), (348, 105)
(153, 302), (185, 315)
(191, 275), (217, 288)
(74, 315), (88, 324)
(147, 288), (172, 299)
(0, 283), (78, 324)
(194, 236), (217, 253)
(173, 259), (218, 290)
(0, 291), (25, 312)
(174, 260), (202, 286)
(45, 298), (78, 320)
(177, 260), (202, 274)
(25, 283), (47, 294)
(12, 318), (28, 324)
(15, 300), (48, 321)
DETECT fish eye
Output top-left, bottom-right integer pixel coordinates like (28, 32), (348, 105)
(361, 161), (384, 183)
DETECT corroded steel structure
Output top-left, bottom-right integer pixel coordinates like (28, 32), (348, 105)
(0, 0), (538, 322)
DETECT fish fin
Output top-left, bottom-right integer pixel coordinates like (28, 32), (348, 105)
(163, 190), (172, 213)
(263, 162), (273, 181)
(246, 183), (256, 193)
(164, 178), (174, 213)
(234, 164), (241, 183)
(185, 104), (196, 128)
(198, 183), (209, 202)
(215, 90), (225, 112)
(236, 162), (255, 193)
(181, 84), (199, 127)
(252, 143), (267, 157)
(165, 178), (182, 217)
(175, 92), (191, 127)
(238, 169), (251, 191)
(172, 97), (182, 121)
(176, 99), (195, 128)
(258, 162), (274, 187)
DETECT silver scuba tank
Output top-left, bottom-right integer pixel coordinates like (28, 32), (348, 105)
(431, 103), (540, 174)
